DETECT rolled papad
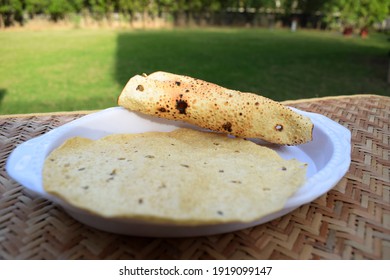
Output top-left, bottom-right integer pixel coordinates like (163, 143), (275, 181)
(118, 71), (313, 145)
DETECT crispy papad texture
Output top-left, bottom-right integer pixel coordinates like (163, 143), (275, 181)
(43, 128), (307, 225)
(118, 71), (313, 145)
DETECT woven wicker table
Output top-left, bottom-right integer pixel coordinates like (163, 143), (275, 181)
(0, 94), (389, 260)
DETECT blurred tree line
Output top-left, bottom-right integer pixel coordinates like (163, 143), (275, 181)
(0, 0), (389, 31)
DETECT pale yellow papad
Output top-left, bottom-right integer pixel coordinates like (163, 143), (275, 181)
(43, 128), (307, 225)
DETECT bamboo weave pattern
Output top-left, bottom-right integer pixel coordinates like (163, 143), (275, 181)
(0, 95), (389, 259)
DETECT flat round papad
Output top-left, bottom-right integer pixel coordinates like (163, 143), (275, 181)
(43, 128), (307, 225)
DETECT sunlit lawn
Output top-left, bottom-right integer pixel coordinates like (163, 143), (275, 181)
(0, 28), (389, 114)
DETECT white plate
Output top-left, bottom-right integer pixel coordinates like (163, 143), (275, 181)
(6, 107), (351, 237)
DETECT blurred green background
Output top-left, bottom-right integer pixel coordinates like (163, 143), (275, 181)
(0, 0), (389, 114)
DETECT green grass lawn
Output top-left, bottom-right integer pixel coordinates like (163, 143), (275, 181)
(0, 28), (389, 114)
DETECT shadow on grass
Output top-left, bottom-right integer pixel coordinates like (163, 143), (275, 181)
(0, 89), (7, 107)
(114, 31), (201, 87)
(114, 30), (390, 100)
(113, 30), (250, 89)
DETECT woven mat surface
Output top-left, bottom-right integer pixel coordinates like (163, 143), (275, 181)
(1, 95), (389, 260)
